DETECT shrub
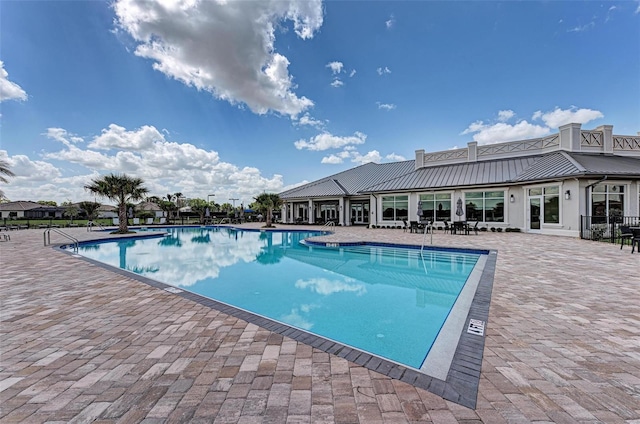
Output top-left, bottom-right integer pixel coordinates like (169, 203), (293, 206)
(490, 227), (496, 232)
(496, 227), (503, 232)
(480, 227), (488, 232)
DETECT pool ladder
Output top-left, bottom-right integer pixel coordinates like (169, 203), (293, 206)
(86, 221), (106, 231)
(44, 228), (79, 252)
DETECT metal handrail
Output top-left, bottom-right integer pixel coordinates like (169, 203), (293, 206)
(86, 221), (106, 232)
(44, 228), (79, 251)
(322, 221), (336, 228)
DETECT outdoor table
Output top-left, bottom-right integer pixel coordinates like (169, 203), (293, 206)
(452, 221), (468, 235)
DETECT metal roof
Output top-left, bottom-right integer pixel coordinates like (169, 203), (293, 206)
(279, 160), (415, 199)
(280, 152), (640, 198)
(363, 156), (538, 192)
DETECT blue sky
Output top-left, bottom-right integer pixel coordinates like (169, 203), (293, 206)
(1, 0), (639, 206)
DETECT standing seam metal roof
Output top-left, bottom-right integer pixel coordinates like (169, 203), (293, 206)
(280, 153), (640, 198)
(279, 160), (415, 199)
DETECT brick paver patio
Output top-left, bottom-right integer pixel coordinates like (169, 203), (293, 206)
(1, 225), (639, 423)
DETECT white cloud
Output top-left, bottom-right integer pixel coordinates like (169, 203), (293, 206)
(377, 102), (396, 111)
(330, 79), (344, 88)
(385, 153), (406, 161)
(462, 121), (550, 145)
(462, 106), (604, 144)
(294, 131), (366, 151)
(90, 124), (165, 151)
(113, 0), (322, 118)
(567, 21), (595, 32)
(0, 124), (284, 205)
(376, 66), (391, 75)
(385, 14), (395, 29)
(295, 113), (325, 129)
(533, 106), (604, 128)
(320, 149), (383, 165)
(0, 61), (27, 102)
(326, 61), (344, 74)
(349, 69), (356, 77)
(497, 110), (515, 122)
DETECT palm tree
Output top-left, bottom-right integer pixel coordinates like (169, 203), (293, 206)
(84, 174), (149, 234)
(78, 201), (101, 221)
(0, 159), (15, 199)
(253, 193), (282, 228)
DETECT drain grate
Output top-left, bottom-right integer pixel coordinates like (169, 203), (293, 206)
(164, 287), (183, 294)
(467, 319), (485, 336)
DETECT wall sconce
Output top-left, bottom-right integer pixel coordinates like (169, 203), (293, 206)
(509, 194), (515, 203)
(565, 190), (571, 200)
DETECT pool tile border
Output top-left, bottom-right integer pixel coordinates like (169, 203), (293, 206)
(56, 240), (496, 409)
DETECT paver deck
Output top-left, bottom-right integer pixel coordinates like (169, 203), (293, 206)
(1, 224), (639, 423)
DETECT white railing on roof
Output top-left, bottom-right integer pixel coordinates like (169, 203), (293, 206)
(422, 148), (467, 164)
(581, 131), (603, 147)
(613, 135), (640, 151)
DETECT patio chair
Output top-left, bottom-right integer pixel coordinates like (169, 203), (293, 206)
(467, 221), (479, 235)
(619, 225), (633, 249)
(133, 218), (140, 225)
(146, 217), (154, 225)
(632, 228), (640, 254)
(410, 221), (419, 233)
(402, 219), (409, 232)
(112, 217), (120, 225)
(443, 220), (450, 234)
(159, 217), (166, 225)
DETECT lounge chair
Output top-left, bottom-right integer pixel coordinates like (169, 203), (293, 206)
(112, 217), (120, 225)
(619, 225), (633, 249)
(159, 217), (166, 225)
(133, 218), (140, 225)
(146, 217), (154, 225)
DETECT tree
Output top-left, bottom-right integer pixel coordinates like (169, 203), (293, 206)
(84, 174), (149, 234)
(63, 204), (79, 223)
(253, 193), (282, 228)
(79, 201), (101, 220)
(0, 159), (15, 199)
(188, 198), (209, 224)
(38, 200), (58, 206)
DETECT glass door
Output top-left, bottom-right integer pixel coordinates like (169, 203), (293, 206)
(528, 197), (541, 231)
(350, 202), (369, 224)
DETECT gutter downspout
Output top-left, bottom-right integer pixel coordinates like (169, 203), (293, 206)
(371, 194), (378, 228)
(582, 176), (608, 239)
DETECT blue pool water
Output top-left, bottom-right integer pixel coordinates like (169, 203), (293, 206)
(73, 227), (481, 369)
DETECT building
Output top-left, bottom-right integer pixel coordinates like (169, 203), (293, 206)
(279, 123), (640, 237)
(0, 201), (65, 219)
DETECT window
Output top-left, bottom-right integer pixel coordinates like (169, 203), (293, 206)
(528, 186), (560, 225)
(543, 186), (560, 224)
(382, 195), (408, 221)
(464, 191), (504, 222)
(591, 184), (625, 223)
(419, 193), (452, 221)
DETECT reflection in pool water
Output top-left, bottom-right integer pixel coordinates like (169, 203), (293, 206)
(75, 227), (480, 369)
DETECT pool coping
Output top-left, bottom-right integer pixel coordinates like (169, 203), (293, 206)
(55, 232), (496, 409)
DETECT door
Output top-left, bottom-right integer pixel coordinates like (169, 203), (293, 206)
(528, 196), (541, 231)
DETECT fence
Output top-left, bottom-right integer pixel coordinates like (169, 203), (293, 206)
(580, 215), (640, 244)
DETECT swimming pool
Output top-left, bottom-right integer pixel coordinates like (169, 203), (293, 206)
(71, 227), (484, 371)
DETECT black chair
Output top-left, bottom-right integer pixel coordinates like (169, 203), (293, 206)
(409, 221), (419, 233)
(631, 228), (640, 254)
(619, 225), (633, 249)
(402, 219), (409, 232)
(443, 220), (450, 234)
(467, 221), (479, 235)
